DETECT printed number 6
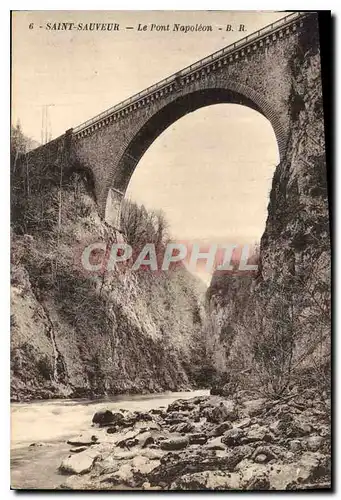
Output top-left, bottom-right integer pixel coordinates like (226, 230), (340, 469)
(29, 23), (34, 29)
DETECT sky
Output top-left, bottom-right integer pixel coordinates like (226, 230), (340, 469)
(12, 10), (284, 283)
(126, 104), (278, 244)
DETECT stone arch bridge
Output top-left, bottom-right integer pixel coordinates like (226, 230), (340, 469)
(25, 11), (320, 228)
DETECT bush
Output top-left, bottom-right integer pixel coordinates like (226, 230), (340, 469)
(121, 199), (169, 253)
(37, 356), (54, 380)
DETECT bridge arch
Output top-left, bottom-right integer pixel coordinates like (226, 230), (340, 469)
(103, 82), (285, 227)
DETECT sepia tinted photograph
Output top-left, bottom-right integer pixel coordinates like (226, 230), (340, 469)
(10, 10), (331, 491)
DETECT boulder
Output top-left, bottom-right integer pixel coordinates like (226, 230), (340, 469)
(142, 481), (162, 491)
(206, 402), (238, 424)
(59, 449), (99, 475)
(296, 422), (313, 435)
(243, 471), (270, 490)
(242, 425), (275, 444)
(205, 437), (226, 451)
(289, 439), (302, 453)
(133, 411), (153, 422)
(304, 436), (324, 452)
(92, 410), (123, 426)
(138, 431), (155, 448)
(115, 429), (140, 448)
(279, 452), (331, 489)
(160, 436), (189, 451)
(118, 412), (137, 427)
(254, 454), (268, 464)
(191, 410), (201, 423)
(97, 456), (160, 489)
(191, 396), (210, 405)
(319, 426), (330, 438)
(269, 420), (282, 436)
(169, 422), (195, 434)
(270, 414), (313, 439)
(287, 421), (313, 438)
(210, 385), (221, 396)
(105, 463), (135, 487)
(150, 408), (167, 418)
(67, 434), (99, 446)
(210, 421), (233, 437)
(117, 437), (139, 449)
(244, 399), (266, 418)
(251, 446), (278, 464)
(221, 427), (245, 446)
(134, 421), (161, 432)
(70, 446), (88, 454)
(164, 411), (190, 425)
(171, 470), (241, 490)
(167, 399), (195, 412)
(141, 448), (164, 461)
(188, 433), (208, 445)
(148, 447), (246, 486)
(235, 418), (252, 430)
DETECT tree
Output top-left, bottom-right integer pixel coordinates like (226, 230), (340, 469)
(120, 199), (169, 254)
(233, 253), (331, 399)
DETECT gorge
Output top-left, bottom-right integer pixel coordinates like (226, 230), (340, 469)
(10, 12), (331, 490)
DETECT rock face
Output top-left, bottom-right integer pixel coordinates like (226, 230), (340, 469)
(58, 393), (331, 491)
(10, 187), (210, 400)
(205, 26), (330, 400)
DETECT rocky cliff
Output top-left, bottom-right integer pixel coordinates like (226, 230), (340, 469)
(206, 34), (330, 397)
(10, 173), (210, 401)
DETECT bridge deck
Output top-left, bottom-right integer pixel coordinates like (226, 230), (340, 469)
(73, 11), (308, 134)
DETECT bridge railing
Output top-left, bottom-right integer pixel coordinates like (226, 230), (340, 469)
(178, 11), (305, 76)
(73, 11), (307, 134)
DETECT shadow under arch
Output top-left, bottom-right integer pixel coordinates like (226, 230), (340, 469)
(104, 85), (284, 227)
(66, 162), (97, 201)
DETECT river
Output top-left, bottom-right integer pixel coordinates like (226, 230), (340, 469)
(11, 389), (209, 490)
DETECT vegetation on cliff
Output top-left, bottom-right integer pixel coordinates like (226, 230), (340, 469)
(10, 125), (212, 401)
(205, 48), (330, 400)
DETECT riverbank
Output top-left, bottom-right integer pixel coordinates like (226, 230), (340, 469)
(11, 390), (209, 489)
(54, 390), (331, 491)
(10, 383), (200, 404)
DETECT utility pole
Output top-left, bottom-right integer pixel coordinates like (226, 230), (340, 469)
(41, 104), (55, 145)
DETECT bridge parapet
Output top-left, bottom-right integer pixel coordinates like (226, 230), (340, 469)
(73, 11), (308, 139)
